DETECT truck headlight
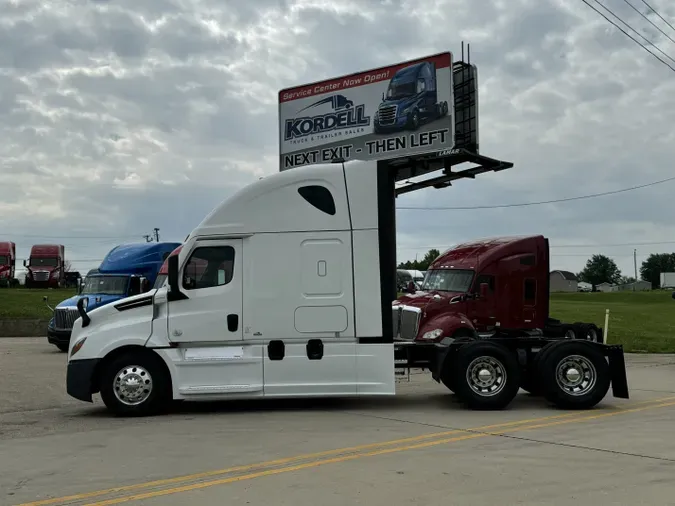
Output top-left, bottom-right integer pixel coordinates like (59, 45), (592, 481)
(421, 328), (443, 340)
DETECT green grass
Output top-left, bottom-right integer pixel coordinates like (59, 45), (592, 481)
(550, 291), (675, 353)
(0, 288), (77, 319)
(2, 288), (674, 353)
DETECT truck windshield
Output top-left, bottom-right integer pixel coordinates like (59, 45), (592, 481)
(82, 275), (129, 295)
(30, 257), (58, 267)
(421, 269), (474, 293)
(387, 81), (416, 99)
(0, 255), (7, 265)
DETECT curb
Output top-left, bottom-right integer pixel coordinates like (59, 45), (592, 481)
(0, 319), (48, 338)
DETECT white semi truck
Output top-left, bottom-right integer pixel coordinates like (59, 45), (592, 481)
(65, 160), (629, 416)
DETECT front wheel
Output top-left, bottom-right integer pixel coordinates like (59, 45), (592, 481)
(56, 343), (69, 353)
(99, 351), (171, 416)
(451, 341), (521, 410)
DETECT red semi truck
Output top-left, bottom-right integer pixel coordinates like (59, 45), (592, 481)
(0, 241), (18, 288)
(24, 244), (66, 288)
(394, 235), (601, 344)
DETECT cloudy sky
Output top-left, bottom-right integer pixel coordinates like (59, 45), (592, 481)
(2, 0), (675, 279)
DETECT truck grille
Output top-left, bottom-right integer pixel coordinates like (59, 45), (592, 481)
(378, 104), (397, 125)
(54, 308), (79, 330)
(34, 271), (50, 282)
(392, 305), (422, 341)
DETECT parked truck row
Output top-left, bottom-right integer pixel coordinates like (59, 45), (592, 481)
(0, 242), (70, 288)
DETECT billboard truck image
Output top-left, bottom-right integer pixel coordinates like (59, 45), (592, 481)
(374, 60), (449, 134)
(278, 52), (454, 171)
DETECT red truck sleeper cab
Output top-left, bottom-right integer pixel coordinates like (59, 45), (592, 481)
(395, 235), (550, 342)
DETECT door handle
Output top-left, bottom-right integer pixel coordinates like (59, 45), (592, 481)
(227, 314), (239, 332)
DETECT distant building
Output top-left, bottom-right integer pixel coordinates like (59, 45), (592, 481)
(596, 282), (618, 292)
(550, 270), (578, 292)
(617, 280), (651, 291)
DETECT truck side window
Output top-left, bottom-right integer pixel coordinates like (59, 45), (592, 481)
(524, 279), (536, 301)
(475, 274), (495, 292)
(183, 246), (235, 290)
(520, 255), (536, 266)
(298, 185), (336, 216)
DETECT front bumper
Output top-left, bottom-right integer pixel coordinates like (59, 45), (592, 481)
(66, 358), (101, 403)
(47, 327), (72, 346)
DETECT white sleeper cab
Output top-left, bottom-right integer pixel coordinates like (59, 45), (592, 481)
(66, 159), (630, 415)
(66, 160), (397, 415)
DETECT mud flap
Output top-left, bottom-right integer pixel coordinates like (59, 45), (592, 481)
(607, 345), (629, 399)
(431, 340), (454, 383)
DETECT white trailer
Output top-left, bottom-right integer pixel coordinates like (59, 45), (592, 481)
(660, 272), (675, 289)
(65, 160), (629, 416)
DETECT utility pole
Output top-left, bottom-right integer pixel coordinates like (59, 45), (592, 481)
(153, 228), (160, 242)
(634, 249), (638, 288)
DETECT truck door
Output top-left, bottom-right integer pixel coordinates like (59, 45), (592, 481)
(470, 273), (497, 330)
(167, 239), (243, 343)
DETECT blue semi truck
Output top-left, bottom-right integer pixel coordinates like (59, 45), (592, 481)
(45, 242), (181, 352)
(373, 60), (449, 134)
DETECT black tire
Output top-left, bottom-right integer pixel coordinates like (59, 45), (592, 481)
(578, 323), (602, 343)
(440, 332), (475, 392)
(451, 341), (521, 410)
(56, 343), (69, 353)
(537, 340), (610, 409)
(561, 323), (581, 340)
(99, 351), (171, 417)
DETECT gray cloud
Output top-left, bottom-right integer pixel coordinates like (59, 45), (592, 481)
(1, 0), (675, 277)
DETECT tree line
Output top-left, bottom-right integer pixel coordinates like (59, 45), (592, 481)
(397, 249), (440, 271)
(578, 252), (675, 289)
(398, 249), (675, 289)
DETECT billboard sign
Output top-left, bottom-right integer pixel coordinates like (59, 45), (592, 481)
(278, 52), (455, 171)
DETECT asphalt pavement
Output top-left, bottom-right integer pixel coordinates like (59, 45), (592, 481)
(2, 338), (675, 506)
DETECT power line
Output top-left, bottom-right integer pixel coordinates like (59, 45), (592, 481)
(621, 0), (675, 46)
(599, 0), (675, 64)
(550, 240), (675, 248)
(639, 0), (675, 33)
(396, 174), (675, 210)
(581, 0), (675, 73)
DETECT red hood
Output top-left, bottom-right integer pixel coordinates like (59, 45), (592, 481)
(395, 290), (465, 309)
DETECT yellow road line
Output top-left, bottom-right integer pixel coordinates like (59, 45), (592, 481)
(80, 398), (675, 506)
(16, 395), (675, 506)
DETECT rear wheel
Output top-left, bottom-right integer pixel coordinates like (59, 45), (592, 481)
(451, 341), (521, 410)
(537, 341), (610, 409)
(99, 351), (171, 416)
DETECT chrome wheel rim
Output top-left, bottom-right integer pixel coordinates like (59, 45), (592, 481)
(113, 365), (153, 406)
(466, 356), (507, 397)
(555, 355), (596, 396)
